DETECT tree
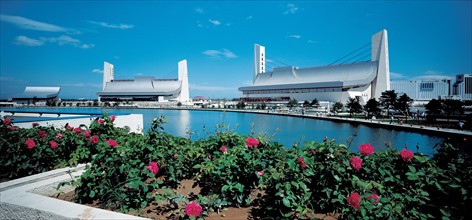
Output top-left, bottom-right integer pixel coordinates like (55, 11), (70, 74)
(380, 90), (397, 115)
(287, 99), (298, 108)
(442, 99), (464, 121)
(395, 93), (413, 122)
(425, 99), (443, 123)
(236, 101), (246, 109)
(310, 98), (320, 108)
(303, 100), (310, 108)
(364, 98), (381, 118)
(346, 97), (363, 117)
(332, 102), (343, 113)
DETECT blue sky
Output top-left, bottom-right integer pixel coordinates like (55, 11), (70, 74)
(1, 1), (471, 100)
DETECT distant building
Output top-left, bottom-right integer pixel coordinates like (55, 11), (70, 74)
(239, 30), (390, 104)
(97, 60), (190, 102)
(390, 79), (451, 101)
(12, 87), (60, 105)
(452, 74), (472, 100)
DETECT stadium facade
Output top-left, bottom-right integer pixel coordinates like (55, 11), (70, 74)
(97, 60), (189, 102)
(390, 79), (452, 101)
(12, 87), (60, 104)
(239, 30), (390, 104)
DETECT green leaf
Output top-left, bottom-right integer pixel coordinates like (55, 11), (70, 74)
(222, 185), (229, 191)
(408, 165), (417, 173)
(291, 181), (299, 189)
(449, 184), (461, 188)
(89, 190), (95, 198)
(282, 197), (291, 207)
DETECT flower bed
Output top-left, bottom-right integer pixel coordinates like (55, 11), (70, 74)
(1, 116), (471, 219)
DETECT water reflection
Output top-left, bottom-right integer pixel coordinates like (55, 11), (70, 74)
(0, 107), (448, 156)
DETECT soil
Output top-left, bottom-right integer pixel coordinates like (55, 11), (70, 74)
(54, 179), (337, 220)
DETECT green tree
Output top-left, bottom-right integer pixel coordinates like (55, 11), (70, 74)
(303, 100), (310, 108)
(425, 99), (443, 123)
(442, 99), (464, 121)
(310, 98), (320, 108)
(346, 97), (363, 117)
(287, 99), (298, 108)
(331, 102), (343, 113)
(364, 98), (381, 118)
(395, 93), (413, 123)
(236, 101), (246, 109)
(380, 90), (397, 115)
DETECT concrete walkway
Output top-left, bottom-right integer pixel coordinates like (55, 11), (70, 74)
(0, 165), (149, 220)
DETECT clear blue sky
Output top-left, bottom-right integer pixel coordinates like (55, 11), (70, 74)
(1, 1), (471, 99)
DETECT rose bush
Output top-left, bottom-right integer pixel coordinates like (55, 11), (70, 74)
(1, 115), (471, 219)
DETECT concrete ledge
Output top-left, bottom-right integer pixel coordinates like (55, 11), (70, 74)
(0, 165), (149, 220)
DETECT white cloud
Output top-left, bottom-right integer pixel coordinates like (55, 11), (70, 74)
(1, 14), (71, 32)
(209, 19), (221, 26)
(307, 40), (318, 44)
(246, 16), (253, 20)
(14, 35), (44, 46)
(92, 69), (103, 74)
(288, 34), (301, 39)
(390, 72), (406, 79)
(411, 71), (454, 80)
(195, 7), (204, 14)
(284, 4), (298, 15)
(13, 34), (94, 49)
(190, 83), (236, 91)
(202, 49), (237, 59)
(41, 35), (94, 49)
(88, 21), (134, 30)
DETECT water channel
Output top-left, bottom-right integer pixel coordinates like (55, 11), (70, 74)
(1, 107), (448, 156)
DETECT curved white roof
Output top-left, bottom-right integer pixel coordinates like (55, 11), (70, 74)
(14, 87), (60, 99)
(97, 76), (182, 96)
(240, 61), (378, 91)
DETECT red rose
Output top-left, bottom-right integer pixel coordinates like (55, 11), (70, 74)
(347, 192), (361, 210)
(3, 118), (11, 125)
(84, 130), (91, 138)
(220, 146), (227, 153)
(400, 148), (414, 162)
(110, 115), (116, 122)
(49, 140), (58, 149)
(73, 127), (83, 134)
(38, 130), (46, 140)
(66, 125), (73, 131)
(311, 149), (316, 155)
(298, 157), (307, 169)
(185, 201), (202, 217)
(367, 192), (379, 204)
(32, 122), (39, 127)
(26, 138), (36, 149)
(98, 119), (104, 124)
(55, 133), (63, 140)
(146, 161), (159, 175)
(173, 154), (178, 159)
(107, 139), (118, 147)
(350, 156), (362, 172)
(257, 170), (264, 176)
(89, 135), (99, 144)
(245, 137), (259, 148)
(9, 126), (19, 131)
(359, 143), (374, 156)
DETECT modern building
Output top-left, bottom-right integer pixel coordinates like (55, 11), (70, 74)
(452, 74), (472, 100)
(97, 60), (190, 102)
(239, 30), (390, 104)
(12, 87), (60, 105)
(390, 79), (452, 101)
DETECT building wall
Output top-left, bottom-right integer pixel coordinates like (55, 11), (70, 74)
(103, 62), (114, 90)
(254, 44), (265, 83)
(453, 74), (472, 100)
(391, 80), (450, 101)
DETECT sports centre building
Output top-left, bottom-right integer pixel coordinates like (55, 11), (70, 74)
(97, 60), (189, 102)
(239, 30), (390, 104)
